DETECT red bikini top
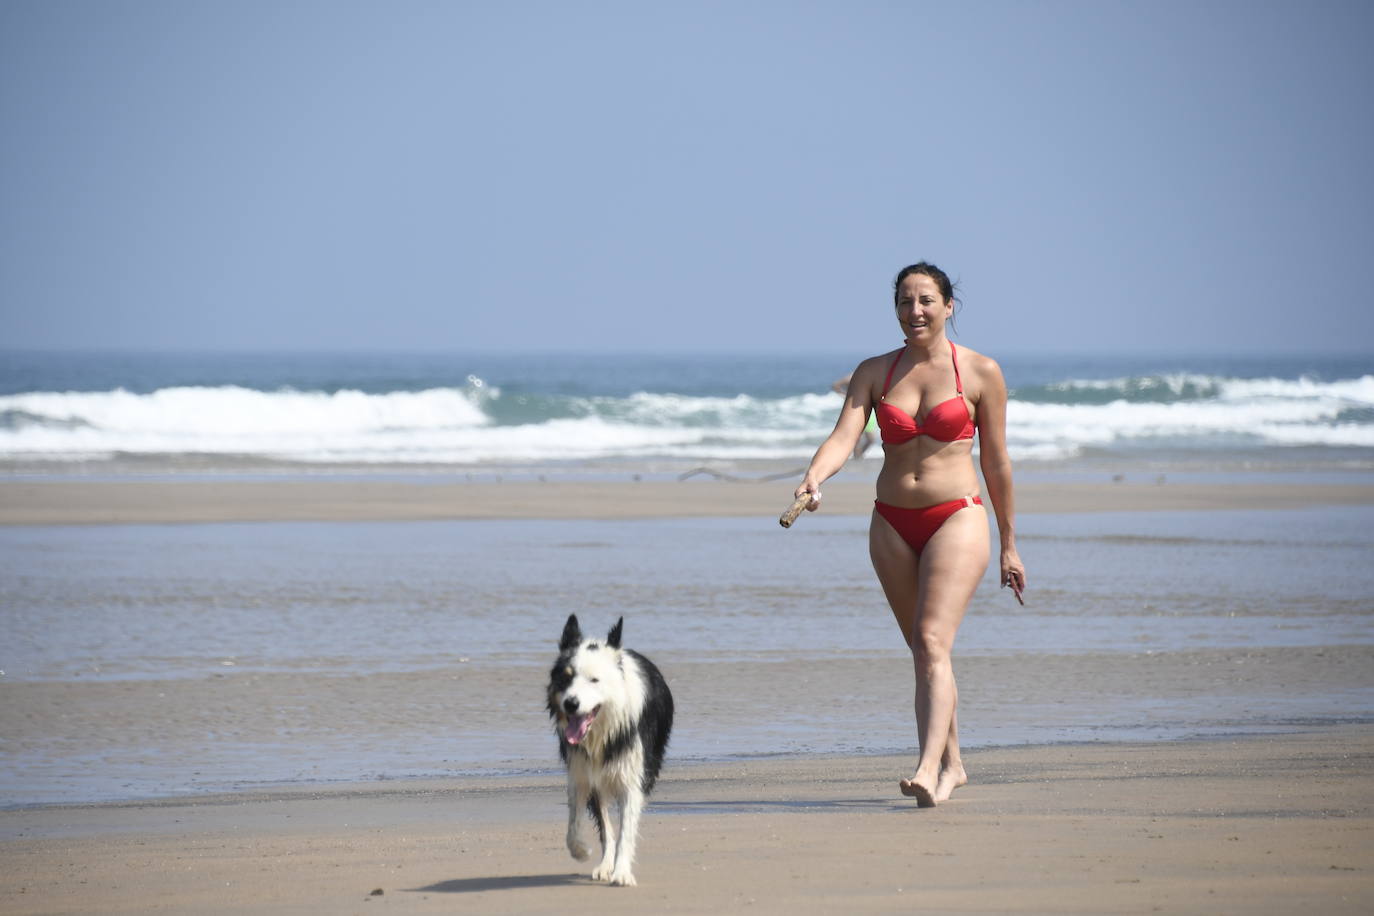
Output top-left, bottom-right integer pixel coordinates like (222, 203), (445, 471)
(874, 340), (976, 444)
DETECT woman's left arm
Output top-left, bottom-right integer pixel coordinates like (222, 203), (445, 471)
(973, 354), (1027, 598)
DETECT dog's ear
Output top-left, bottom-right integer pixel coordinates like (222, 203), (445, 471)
(606, 616), (624, 649)
(560, 614), (582, 651)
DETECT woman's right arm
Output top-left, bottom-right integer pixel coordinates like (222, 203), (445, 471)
(795, 359), (877, 506)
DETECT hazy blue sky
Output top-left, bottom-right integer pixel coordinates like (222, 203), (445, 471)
(2, 1), (1371, 355)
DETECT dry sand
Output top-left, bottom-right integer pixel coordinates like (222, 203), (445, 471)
(2, 727), (1370, 915)
(2, 477), (1373, 525)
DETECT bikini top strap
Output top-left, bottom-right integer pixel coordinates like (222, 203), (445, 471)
(949, 340), (963, 394)
(880, 349), (902, 397)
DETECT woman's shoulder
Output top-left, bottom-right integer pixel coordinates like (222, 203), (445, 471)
(952, 343), (1006, 387)
(852, 349), (901, 381)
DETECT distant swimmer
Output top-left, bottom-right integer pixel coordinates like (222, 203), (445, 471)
(796, 261), (1026, 807)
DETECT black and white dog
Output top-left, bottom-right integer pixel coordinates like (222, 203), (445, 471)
(547, 614), (673, 886)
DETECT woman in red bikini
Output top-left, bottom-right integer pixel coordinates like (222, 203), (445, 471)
(795, 261), (1025, 807)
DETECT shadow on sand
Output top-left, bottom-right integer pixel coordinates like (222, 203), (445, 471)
(653, 797), (897, 815)
(408, 873), (587, 894)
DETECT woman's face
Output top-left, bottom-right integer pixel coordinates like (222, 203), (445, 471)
(895, 273), (952, 343)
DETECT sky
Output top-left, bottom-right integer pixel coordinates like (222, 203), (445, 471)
(1, 0), (1371, 356)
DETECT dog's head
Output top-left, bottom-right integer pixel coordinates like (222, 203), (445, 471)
(548, 614), (625, 747)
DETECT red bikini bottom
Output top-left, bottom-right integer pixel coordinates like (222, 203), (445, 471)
(874, 495), (983, 555)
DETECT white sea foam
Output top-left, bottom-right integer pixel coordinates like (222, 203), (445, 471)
(1, 375), (1370, 465)
(1218, 374), (1374, 403)
(1010, 374), (1374, 454)
(1050, 372), (1221, 396)
(1053, 373), (1374, 405)
(0, 386), (492, 461)
(589, 390), (837, 428)
(1011, 398), (1356, 443)
(3, 386), (490, 433)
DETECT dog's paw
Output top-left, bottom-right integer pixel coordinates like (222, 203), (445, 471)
(607, 868), (637, 887)
(567, 838), (592, 861)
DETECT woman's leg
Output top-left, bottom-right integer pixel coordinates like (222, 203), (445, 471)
(871, 505), (988, 805)
(870, 508), (920, 648)
(907, 506), (988, 803)
(935, 677), (966, 802)
(871, 509), (966, 800)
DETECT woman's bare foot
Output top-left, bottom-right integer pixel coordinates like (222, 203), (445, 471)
(899, 775), (937, 807)
(934, 763), (967, 802)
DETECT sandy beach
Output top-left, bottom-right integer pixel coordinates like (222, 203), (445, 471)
(1, 727), (1370, 914)
(3, 475), (1372, 913)
(3, 475), (1374, 525)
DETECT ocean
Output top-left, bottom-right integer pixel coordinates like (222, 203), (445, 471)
(1, 349), (1371, 473)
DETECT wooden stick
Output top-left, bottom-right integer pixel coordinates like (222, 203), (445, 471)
(779, 492), (814, 528)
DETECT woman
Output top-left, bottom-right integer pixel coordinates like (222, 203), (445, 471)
(795, 262), (1025, 807)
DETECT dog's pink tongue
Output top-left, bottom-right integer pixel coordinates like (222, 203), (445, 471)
(564, 713), (594, 745)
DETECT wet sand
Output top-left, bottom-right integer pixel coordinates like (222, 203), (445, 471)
(2, 476), (1374, 524)
(2, 727), (1370, 914)
(3, 477), (1372, 912)
(5, 644), (1372, 807)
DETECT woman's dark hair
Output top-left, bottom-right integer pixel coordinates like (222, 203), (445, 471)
(893, 261), (959, 331)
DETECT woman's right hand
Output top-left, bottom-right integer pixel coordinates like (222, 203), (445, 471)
(1000, 545), (1026, 605)
(794, 480), (822, 512)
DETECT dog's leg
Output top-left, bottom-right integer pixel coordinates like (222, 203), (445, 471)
(606, 783), (644, 887)
(566, 764), (593, 861)
(589, 790), (617, 882)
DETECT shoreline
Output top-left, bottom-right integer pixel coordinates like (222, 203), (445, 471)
(0, 721), (1359, 817)
(7, 642), (1372, 811)
(3, 477), (1374, 525)
(2, 726), (1370, 913)
(5, 712), (1370, 816)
